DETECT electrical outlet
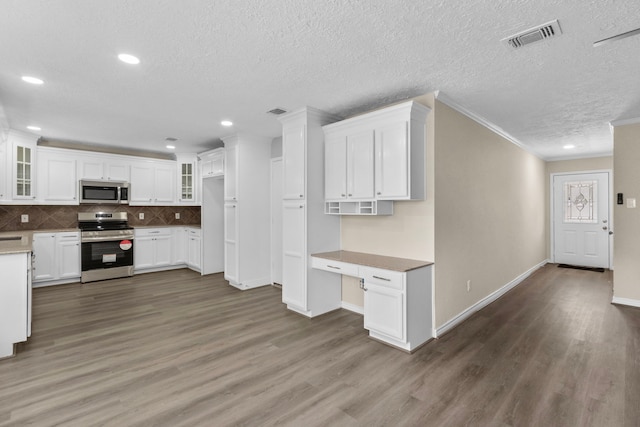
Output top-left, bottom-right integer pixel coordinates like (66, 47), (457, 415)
(21, 214), (29, 223)
(175, 212), (180, 220)
(138, 212), (144, 220)
(466, 280), (471, 292)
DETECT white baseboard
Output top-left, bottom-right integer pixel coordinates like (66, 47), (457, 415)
(612, 296), (640, 308)
(436, 259), (549, 337)
(341, 301), (364, 315)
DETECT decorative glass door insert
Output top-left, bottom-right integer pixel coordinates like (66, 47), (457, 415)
(16, 145), (32, 197)
(564, 180), (597, 223)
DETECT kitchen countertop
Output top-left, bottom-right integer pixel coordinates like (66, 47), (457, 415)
(311, 250), (433, 272)
(0, 231), (33, 255)
(133, 225), (201, 229)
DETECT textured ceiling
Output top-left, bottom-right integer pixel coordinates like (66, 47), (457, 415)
(0, 0), (639, 160)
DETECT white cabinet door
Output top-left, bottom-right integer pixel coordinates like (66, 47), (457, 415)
(347, 130), (375, 199)
(39, 152), (77, 203)
(224, 145), (237, 201)
(282, 124), (306, 200)
(106, 162), (130, 181)
(80, 159), (105, 180)
(130, 164), (155, 203)
(282, 202), (306, 309)
(12, 139), (37, 200)
(154, 235), (172, 267)
(188, 236), (202, 270)
(0, 253), (29, 356)
(224, 203), (238, 283)
(134, 236), (155, 269)
(375, 121), (409, 199)
(154, 164), (175, 203)
(324, 135), (347, 200)
(58, 239), (80, 279)
(80, 158), (130, 181)
(200, 149), (224, 178)
(172, 228), (188, 265)
(364, 284), (405, 341)
(178, 161), (196, 203)
(32, 233), (56, 282)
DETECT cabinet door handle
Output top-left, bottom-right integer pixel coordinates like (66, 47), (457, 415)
(377, 192), (381, 195)
(299, 194), (303, 198)
(341, 194), (345, 197)
(327, 265), (341, 270)
(372, 275), (391, 281)
(299, 205), (304, 209)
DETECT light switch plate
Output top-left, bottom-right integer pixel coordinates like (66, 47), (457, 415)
(21, 214), (29, 223)
(139, 212), (145, 220)
(175, 212), (180, 220)
(627, 198), (636, 208)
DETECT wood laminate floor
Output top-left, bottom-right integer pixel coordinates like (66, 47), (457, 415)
(0, 265), (638, 426)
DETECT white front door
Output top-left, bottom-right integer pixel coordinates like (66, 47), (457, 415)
(553, 172), (610, 268)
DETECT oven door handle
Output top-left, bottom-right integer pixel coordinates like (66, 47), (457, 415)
(81, 235), (135, 243)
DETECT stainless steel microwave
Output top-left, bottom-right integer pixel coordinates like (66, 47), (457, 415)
(79, 180), (129, 204)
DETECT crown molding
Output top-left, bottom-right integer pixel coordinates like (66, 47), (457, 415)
(610, 116), (640, 127)
(434, 91), (544, 160)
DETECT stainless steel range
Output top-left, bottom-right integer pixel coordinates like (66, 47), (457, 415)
(78, 212), (134, 283)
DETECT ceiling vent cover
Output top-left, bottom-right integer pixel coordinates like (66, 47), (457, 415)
(267, 108), (287, 115)
(503, 19), (562, 49)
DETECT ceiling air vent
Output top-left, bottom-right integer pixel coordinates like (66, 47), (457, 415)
(503, 19), (562, 49)
(267, 108), (287, 115)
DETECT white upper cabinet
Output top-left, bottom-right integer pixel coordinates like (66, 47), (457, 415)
(79, 155), (130, 182)
(199, 148), (224, 178)
(325, 129), (375, 201)
(176, 154), (198, 205)
(6, 131), (38, 201)
(282, 124), (306, 200)
(323, 135), (347, 200)
(323, 101), (430, 204)
(38, 148), (78, 204)
(130, 160), (175, 205)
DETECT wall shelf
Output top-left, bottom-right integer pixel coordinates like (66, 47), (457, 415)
(324, 200), (393, 216)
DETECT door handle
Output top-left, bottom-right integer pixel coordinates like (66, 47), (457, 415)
(609, 231), (614, 235)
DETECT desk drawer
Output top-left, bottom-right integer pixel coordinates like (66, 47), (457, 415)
(311, 257), (359, 277)
(361, 267), (404, 290)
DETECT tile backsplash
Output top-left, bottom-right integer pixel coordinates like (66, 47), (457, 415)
(0, 205), (201, 232)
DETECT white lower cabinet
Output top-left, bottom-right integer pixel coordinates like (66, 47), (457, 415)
(136, 227), (201, 274)
(223, 203), (238, 284)
(32, 232), (80, 285)
(134, 228), (172, 270)
(361, 268), (406, 342)
(311, 254), (433, 352)
(282, 202), (307, 310)
(172, 227), (188, 265)
(32, 233), (56, 282)
(0, 252), (31, 358)
(187, 228), (201, 271)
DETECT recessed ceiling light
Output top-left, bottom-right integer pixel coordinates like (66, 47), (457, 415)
(27, 126), (41, 131)
(221, 120), (233, 127)
(21, 76), (44, 85)
(118, 53), (140, 65)
(166, 145), (176, 150)
(563, 144), (576, 149)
